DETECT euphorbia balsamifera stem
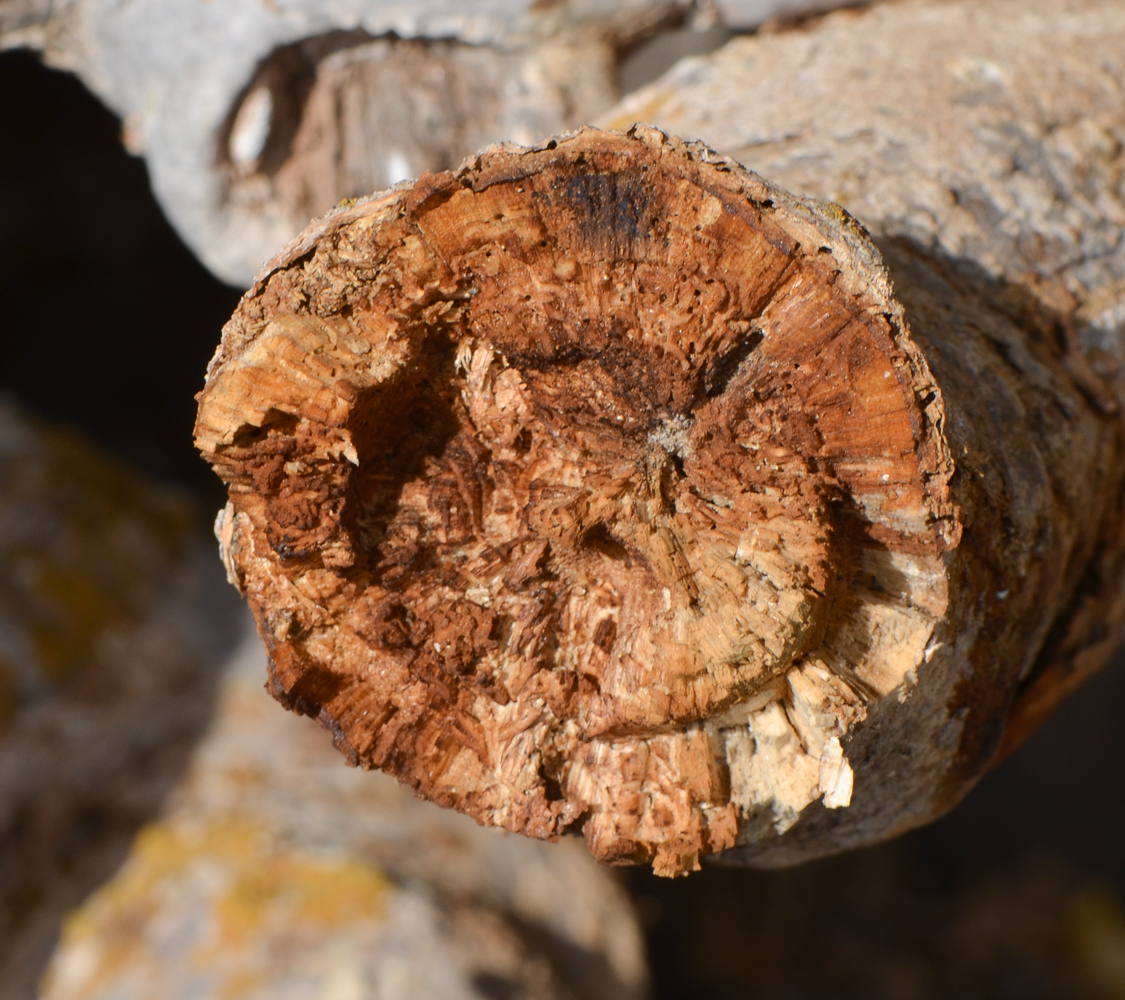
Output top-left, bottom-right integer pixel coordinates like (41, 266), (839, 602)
(195, 125), (1125, 876)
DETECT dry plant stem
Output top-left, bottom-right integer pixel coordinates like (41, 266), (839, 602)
(601, 0), (1125, 794)
(196, 127), (1123, 875)
(2, 0), (868, 285)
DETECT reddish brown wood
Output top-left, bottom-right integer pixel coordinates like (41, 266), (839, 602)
(196, 126), (1125, 875)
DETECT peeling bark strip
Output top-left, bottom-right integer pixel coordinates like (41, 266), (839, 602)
(196, 126), (1121, 876)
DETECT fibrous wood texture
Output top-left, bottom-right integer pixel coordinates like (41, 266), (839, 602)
(600, 0), (1125, 777)
(603, 0), (1125, 305)
(201, 126), (928, 875)
(195, 103), (1120, 874)
(39, 618), (647, 1000)
(0, 0), (861, 285)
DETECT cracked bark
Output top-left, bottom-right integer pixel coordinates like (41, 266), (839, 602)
(195, 119), (1125, 875)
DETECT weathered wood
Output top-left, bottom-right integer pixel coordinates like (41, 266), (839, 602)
(0, 0), (861, 285)
(0, 406), (642, 997)
(195, 0), (1125, 875)
(598, 0), (1125, 770)
(38, 616), (648, 1000)
(0, 0), (640, 284)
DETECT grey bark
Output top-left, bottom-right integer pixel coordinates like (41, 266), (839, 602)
(0, 0), (864, 285)
(599, 0), (1125, 865)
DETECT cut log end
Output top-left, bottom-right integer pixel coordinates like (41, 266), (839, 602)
(196, 126), (960, 875)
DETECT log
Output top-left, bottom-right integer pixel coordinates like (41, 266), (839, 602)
(38, 615), (648, 1000)
(597, 0), (1125, 765)
(0, 0), (862, 286)
(195, 0), (1125, 875)
(0, 400), (642, 998)
(0, 0), (644, 284)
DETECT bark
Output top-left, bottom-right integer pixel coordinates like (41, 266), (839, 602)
(0, 0), (862, 285)
(38, 615), (648, 1000)
(0, 0), (642, 284)
(599, 0), (1125, 764)
(195, 0), (1125, 876)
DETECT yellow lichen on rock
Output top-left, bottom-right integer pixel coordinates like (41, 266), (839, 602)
(44, 818), (390, 1000)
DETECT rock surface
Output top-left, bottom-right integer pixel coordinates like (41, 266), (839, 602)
(38, 619), (648, 1000)
(0, 400), (241, 999)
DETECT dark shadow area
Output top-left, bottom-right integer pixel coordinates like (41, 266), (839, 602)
(0, 49), (242, 513)
(618, 18), (732, 95)
(507, 911), (642, 1000)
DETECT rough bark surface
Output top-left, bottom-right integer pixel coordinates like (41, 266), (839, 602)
(0, 0), (862, 285)
(38, 616), (648, 1000)
(600, 0), (1125, 853)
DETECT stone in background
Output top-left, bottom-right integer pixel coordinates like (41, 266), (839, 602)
(0, 400), (242, 998)
(38, 620), (649, 1000)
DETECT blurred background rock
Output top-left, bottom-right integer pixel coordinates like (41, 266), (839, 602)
(0, 399), (240, 998)
(37, 620), (648, 1000)
(2, 0), (1125, 997)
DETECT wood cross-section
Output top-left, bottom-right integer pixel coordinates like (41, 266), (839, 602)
(196, 127), (961, 875)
